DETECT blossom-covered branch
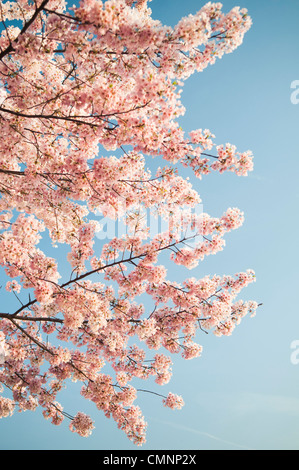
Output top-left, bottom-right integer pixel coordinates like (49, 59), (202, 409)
(0, 0), (258, 446)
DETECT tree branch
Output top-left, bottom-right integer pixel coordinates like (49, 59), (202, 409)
(0, 0), (50, 61)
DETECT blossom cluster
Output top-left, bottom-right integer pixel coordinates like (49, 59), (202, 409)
(0, 0), (257, 446)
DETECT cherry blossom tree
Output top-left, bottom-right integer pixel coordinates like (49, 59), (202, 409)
(0, 0), (259, 445)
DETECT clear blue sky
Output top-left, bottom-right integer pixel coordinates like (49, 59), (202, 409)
(1, 0), (299, 450)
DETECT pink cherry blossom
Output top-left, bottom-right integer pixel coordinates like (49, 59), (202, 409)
(69, 412), (95, 438)
(163, 392), (185, 410)
(0, 0), (259, 446)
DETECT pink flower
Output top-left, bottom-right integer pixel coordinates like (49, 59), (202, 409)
(163, 392), (184, 410)
(69, 412), (95, 438)
(0, 0), (257, 447)
(5, 280), (21, 293)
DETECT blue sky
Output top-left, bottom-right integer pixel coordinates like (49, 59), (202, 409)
(1, 0), (299, 450)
